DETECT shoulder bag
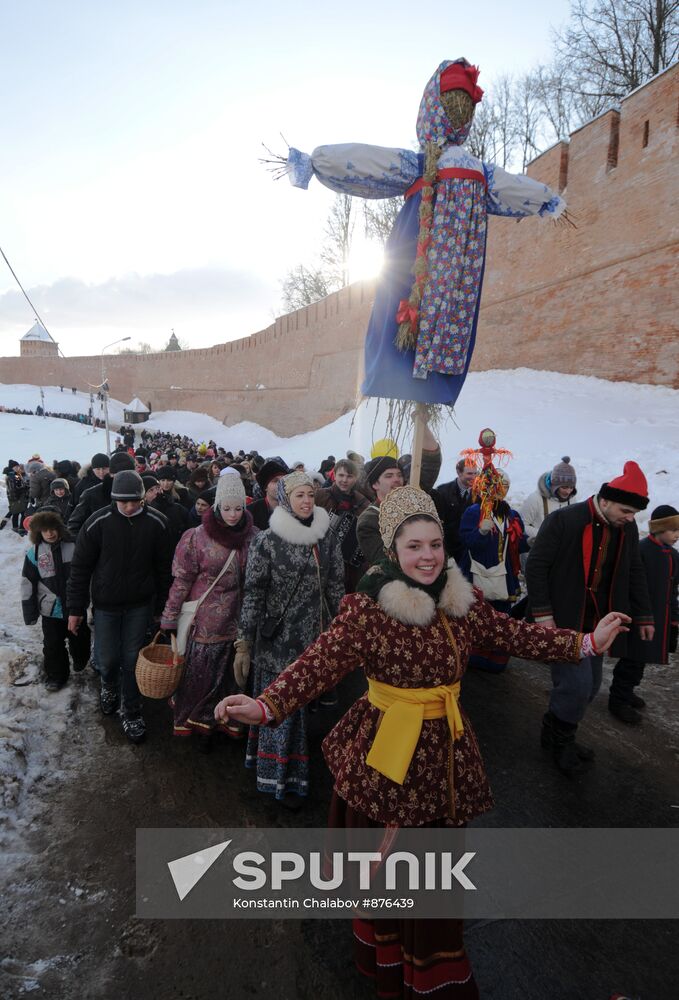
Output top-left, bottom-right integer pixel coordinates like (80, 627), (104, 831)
(176, 550), (237, 654)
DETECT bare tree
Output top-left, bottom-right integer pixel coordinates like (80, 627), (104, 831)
(513, 71), (544, 170)
(555, 0), (679, 113)
(534, 60), (581, 141)
(320, 194), (356, 288)
(281, 265), (333, 312)
(117, 341), (155, 354)
(467, 74), (519, 167)
(363, 198), (402, 248)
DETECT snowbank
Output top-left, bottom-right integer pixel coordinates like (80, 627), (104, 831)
(2, 370), (677, 530)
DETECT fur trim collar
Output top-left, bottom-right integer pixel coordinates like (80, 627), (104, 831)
(377, 560), (475, 627)
(269, 504), (330, 545)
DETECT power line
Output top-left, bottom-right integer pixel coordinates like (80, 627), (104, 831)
(0, 243), (66, 356)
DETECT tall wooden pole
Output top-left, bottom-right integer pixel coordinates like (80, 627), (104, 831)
(409, 403), (426, 489)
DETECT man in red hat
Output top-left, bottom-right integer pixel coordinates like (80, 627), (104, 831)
(525, 461), (653, 776)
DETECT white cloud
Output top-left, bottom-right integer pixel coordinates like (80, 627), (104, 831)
(0, 267), (279, 354)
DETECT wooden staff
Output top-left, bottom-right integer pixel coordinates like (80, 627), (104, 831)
(409, 403), (427, 489)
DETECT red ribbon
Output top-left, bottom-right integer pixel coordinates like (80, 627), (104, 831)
(396, 300), (418, 327)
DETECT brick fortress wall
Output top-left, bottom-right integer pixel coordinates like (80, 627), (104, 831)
(1, 65), (676, 435)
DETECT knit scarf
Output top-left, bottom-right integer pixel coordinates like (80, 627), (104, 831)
(203, 507), (253, 549)
(357, 556), (448, 604)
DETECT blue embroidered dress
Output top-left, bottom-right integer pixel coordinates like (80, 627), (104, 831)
(286, 60), (566, 406)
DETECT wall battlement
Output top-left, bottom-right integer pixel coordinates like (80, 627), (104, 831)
(1, 64), (676, 435)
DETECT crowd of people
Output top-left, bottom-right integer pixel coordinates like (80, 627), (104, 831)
(4, 418), (678, 999)
(1, 402), (106, 427)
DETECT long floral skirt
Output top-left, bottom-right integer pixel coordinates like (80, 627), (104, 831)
(328, 792), (479, 999)
(245, 663), (309, 800)
(171, 638), (244, 739)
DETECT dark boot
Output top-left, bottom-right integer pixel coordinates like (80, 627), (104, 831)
(628, 693), (646, 709)
(541, 712), (595, 763)
(609, 701), (642, 725)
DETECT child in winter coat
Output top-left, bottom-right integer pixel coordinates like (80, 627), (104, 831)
(21, 510), (91, 690)
(41, 477), (73, 520)
(608, 504), (679, 724)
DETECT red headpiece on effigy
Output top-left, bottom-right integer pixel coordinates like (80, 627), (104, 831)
(439, 63), (484, 104)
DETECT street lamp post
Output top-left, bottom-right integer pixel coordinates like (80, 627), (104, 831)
(101, 337), (131, 454)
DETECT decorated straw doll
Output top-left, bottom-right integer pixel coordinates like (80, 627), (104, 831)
(274, 59), (567, 413)
(458, 429), (528, 670)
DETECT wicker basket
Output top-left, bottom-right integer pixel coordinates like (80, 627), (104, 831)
(135, 631), (184, 699)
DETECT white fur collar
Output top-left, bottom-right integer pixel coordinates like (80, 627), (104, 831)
(269, 504), (330, 545)
(377, 560), (476, 627)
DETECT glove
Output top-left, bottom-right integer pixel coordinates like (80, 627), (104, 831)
(478, 518), (493, 534)
(233, 638), (252, 689)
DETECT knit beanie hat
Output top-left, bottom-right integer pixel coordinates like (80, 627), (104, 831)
(141, 474), (159, 490)
(91, 452), (110, 470)
(365, 455), (400, 488)
(648, 505), (679, 533)
(599, 461), (649, 510)
(155, 465), (176, 481)
(214, 468), (246, 509)
(551, 456), (576, 488)
(110, 452), (135, 474)
(111, 470), (145, 501)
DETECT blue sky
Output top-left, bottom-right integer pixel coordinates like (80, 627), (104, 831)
(0, 0), (571, 356)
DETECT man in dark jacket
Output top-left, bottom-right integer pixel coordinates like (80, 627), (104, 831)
(608, 504), (679, 724)
(68, 453), (134, 536)
(249, 459), (289, 530)
(526, 461), (653, 776)
(74, 453), (109, 503)
(152, 466), (190, 551)
(316, 458), (370, 593)
(67, 470), (171, 744)
(432, 458), (477, 560)
(357, 425), (442, 567)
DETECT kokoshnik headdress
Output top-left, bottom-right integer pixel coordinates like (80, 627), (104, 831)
(378, 485), (443, 551)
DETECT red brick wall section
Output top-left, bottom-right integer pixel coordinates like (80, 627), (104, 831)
(1, 65), (676, 434)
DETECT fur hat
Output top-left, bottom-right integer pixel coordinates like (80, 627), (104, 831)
(110, 452), (135, 474)
(50, 478), (70, 493)
(599, 461), (649, 511)
(26, 461), (44, 475)
(111, 470), (145, 501)
(378, 486), (443, 551)
(214, 468), (246, 509)
(256, 459), (289, 492)
(29, 509), (69, 544)
(55, 460), (74, 478)
(91, 452), (110, 470)
(155, 465), (176, 481)
(648, 505), (679, 534)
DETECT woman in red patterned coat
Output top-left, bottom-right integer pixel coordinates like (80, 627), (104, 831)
(215, 486), (630, 999)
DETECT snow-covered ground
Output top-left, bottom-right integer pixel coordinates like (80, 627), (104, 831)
(2, 370), (678, 530)
(1, 369), (678, 838)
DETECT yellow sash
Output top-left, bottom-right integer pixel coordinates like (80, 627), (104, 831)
(365, 677), (464, 785)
